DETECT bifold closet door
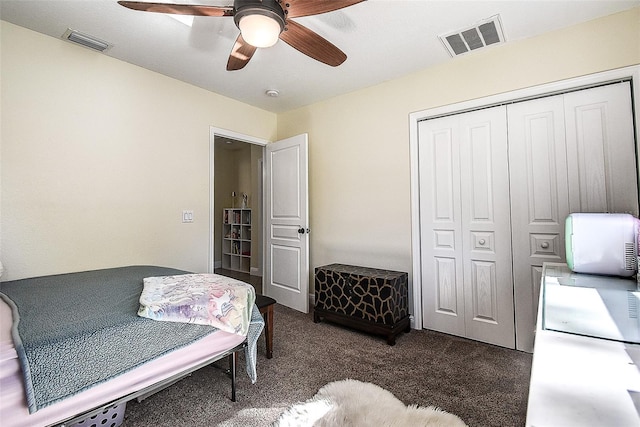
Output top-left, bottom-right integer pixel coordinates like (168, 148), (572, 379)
(419, 106), (515, 348)
(418, 114), (465, 337)
(508, 95), (570, 352)
(564, 82), (638, 217)
(458, 108), (515, 348)
(508, 81), (639, 352)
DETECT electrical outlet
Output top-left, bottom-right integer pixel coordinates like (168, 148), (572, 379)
(182, 210), (194, 223)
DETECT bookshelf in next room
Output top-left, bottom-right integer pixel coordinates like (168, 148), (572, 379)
(222, 208), (251, 273)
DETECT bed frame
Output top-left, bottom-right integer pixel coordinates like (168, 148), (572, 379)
(54, 342), (247, 427)
(0, 266), (262, 427)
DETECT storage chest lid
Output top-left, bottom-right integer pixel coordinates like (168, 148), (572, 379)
(316, 263), (406, 279)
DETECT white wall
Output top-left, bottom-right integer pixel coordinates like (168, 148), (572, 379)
(277, 8), (640, 289)
(0, 21), (277, 281)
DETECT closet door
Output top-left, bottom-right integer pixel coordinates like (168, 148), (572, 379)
(509, 82), (639, 352)
(564, 82), (639, 216)
(508, 95), (570, 352)
(418, 115), (465, 337)
(419, 106), (515, 348)
(459, 107), (514, 348)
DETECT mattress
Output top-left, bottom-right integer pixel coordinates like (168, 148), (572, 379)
(0, 292), (245, 427)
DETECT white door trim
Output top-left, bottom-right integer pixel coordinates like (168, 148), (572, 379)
(209, 127), (269, 274)
(409, 65), (640, 329)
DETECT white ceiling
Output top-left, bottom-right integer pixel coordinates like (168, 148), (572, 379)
(1, 0), (638, 113)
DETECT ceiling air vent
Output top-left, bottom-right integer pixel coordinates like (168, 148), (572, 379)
(62, 28), (112, 52)
(439, 15), (505, 57)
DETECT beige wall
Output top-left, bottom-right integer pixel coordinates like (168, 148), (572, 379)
(277, 8), (640, 287)
(0, 21), (276, 281)
(213, 143), (238, 268)
(249, 144), (263, 275)
(2, 8), (639, 288)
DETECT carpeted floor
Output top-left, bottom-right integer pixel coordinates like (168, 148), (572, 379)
(121, 304), (532, 427)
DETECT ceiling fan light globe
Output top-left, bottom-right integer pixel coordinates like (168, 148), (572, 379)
(239, 14), (281, 48)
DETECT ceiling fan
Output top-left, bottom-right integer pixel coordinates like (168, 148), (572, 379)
(118, 0), (365, 71)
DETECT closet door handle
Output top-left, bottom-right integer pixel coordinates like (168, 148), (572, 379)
(479, 239), (486, 245)
(541, 242), (549, 249)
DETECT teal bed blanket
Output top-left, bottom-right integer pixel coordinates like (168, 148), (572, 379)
(0, 266), (263, 413)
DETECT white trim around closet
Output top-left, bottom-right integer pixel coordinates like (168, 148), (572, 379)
(408, 65), (640, 330)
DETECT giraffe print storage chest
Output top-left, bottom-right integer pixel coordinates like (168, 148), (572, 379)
(313, 263), (410, 345)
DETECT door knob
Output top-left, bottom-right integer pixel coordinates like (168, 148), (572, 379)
(541, 242), (549, 249)
(298, 227), (310, 234)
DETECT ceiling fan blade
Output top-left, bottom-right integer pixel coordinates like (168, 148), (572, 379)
(279, 20), (346, 67)
(284, 0), (365, 18)
(227, 34), (258, 71)
(117, 1), (233, 17)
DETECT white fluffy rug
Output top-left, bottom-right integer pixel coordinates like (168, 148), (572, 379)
(272, 379), (468, 427)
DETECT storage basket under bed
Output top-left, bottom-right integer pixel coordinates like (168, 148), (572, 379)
(69, 403), (126, 427)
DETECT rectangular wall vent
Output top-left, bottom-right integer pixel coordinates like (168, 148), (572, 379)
(439, 15), (505, 57)
(62, 28), (112, 52)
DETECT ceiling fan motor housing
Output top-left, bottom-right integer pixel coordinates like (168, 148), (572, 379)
(233, 0), (286, 32)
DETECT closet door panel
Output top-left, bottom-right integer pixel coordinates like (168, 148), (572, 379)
(564, 82), (639, 216)
(508, 95), (569, 352)
(459, 106), (515, 348)
(434, 257), (459, 315)
(470, 260), (498, 322)
(418, 117), (465, 336)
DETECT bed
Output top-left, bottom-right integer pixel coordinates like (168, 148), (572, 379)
(0, 265), (264, 427)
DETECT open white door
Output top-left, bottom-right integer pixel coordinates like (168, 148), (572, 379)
(264, 134), (309, 313)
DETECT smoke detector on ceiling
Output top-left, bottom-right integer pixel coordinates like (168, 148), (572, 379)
(439, 15), (505, 57)
(62, 28), (112, 52)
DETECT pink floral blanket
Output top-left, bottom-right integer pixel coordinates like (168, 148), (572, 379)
(138, 274), (256, 336)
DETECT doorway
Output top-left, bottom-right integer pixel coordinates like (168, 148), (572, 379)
(209, 128), (311, 311)
(209, 127), (268, 293)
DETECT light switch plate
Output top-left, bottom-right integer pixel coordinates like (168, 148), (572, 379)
(182, 210), (194, 223)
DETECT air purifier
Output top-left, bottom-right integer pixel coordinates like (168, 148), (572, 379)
(565, 213), (638, 277)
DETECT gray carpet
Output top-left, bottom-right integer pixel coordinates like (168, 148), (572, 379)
(121, 304), (532, 427)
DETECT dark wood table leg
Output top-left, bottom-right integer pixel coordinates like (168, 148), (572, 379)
(256, 295), (276, 359)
